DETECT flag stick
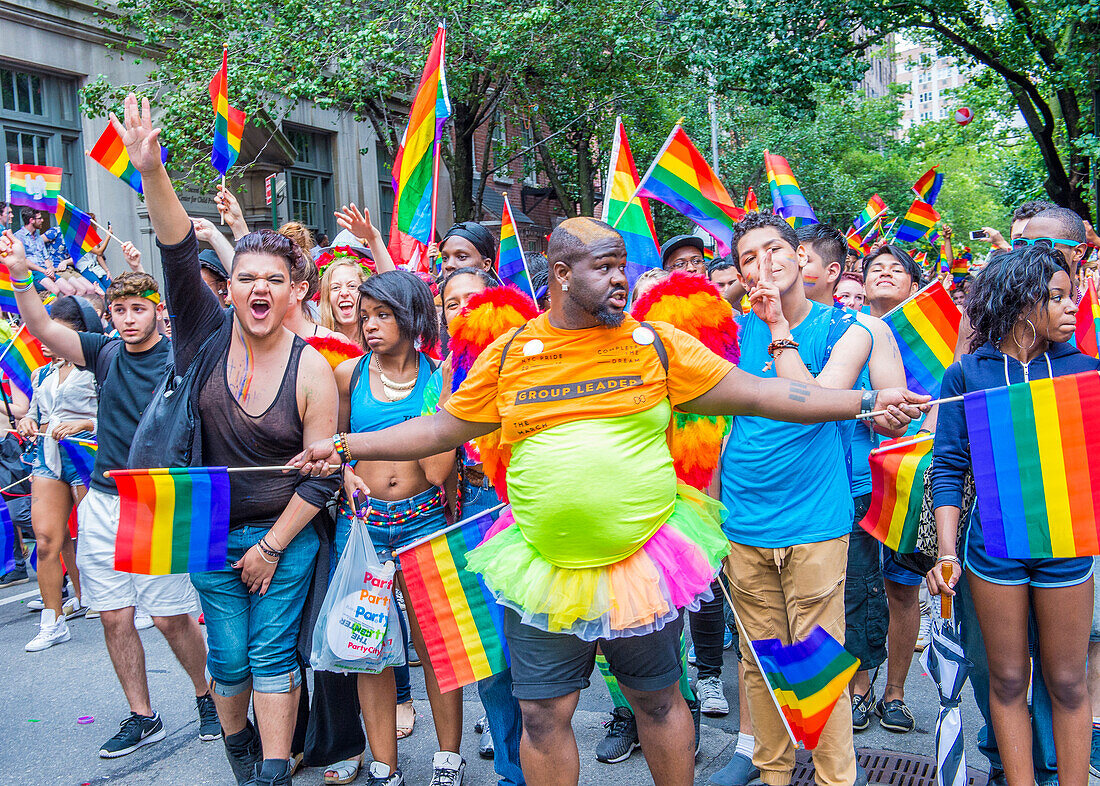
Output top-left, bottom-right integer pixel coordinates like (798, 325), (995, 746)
(87, 215), (127, 247)
(868, 433), (934, 455)
(428, 23), (447, 255)
(0, 475), (30, 493)
(0, 324), (27, 367)
(392, 502), (506, 558)
(611, 118), (683, 229)
(220, 176), (226, 225)
(103, 464), (330, 479)
(855, 394), (963, 421)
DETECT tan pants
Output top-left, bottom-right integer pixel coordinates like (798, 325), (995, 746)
(726, 537), (855, 786)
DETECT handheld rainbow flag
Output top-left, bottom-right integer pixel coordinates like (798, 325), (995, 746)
(764, 151), (818, 228)
(209, 46), (246, 176)
(913, 250), (928, 270)
(1075, 280), (1100, 358)
(852, 194), (887, 234)
(744, 185), (759, 213)
(53, 197), (104, 262)
(750, 626), (860, 749)
(950, 253), (969, 287)
(88, 123), (168, 194)
(59, 438), (97, 488)
(600, 117), (660, 285)
(912, 166), (944, 206)
(5, 163), (62, 211)
(113, 467), (231, 574)
(859, 435), (933, 552)
(497, 193), (535, 300)
(396, 508), (509, 692)
(388, 23), (451, 269)
(881, 281), (961, 398)
(628, 124), (744, 256)
(0, 268), (19, 314)
(0, 496), (14, 575)
(965, 370), (1100, 559)
(0, 325), (49, 398)
(893, 198), (940, 243)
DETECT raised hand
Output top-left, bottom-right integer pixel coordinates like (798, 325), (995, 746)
(191, 217), (218, 243)
(214, 185), (248, 238)
(0, 230), (30, 275)
(109, 93), (164, 175)
(334, 203), (380, 242)
(121, 241), (143, 272)
(746, 248), (786, 332)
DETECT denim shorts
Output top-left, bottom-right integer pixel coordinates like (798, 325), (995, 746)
(335, 485), (447, 569)
(190, 524), (319, 696)
(882, 545), (924, 587)
(965, 514), (1094, 589)
(31, 431), (93, 486)
(844, 495), (888, 670)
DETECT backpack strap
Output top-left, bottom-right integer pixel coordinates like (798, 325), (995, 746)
(498, 325), (529, 374)
(639, 321), (669, 374)
(349, 354), (369, 398)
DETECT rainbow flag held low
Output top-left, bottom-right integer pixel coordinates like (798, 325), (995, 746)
(0, 325), (50, 398)
(397, 509), (509, 692)
(859, 435), (933, 552)
(912, 165), (944, 206)
(764, 151), (818, 228)
(0, 268), (19, 314)
(881, 281), (960, 398)
(0, 496), (15, 575)
(751, 626), (860, 749)
(209, 47), (246, 176)
(965, 371), (1100, 559)
(497, 193), (535, 300)
(53, 197), (104, 262)
(88, 123), (169, 194)
(113, 467), (231, 574)
(893, 198), (940, 243)
(5, 163), (62, 211)
(601, 117), (660, 285)
(1075, 280), (1100, 359)
(59, 438), (97, 488)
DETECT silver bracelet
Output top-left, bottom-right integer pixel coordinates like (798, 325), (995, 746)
(255, 546), (280, 565)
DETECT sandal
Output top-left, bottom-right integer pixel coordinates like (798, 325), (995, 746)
(396, 701), (415, 739)
(324, 756), (362, 785)
(289, 752), (304, 776)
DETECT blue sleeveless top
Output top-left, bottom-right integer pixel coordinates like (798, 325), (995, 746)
(349, 353), (434, 434)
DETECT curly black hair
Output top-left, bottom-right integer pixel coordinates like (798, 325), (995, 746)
(730, 212), (799, 269)
(966, 246), (1071, 353)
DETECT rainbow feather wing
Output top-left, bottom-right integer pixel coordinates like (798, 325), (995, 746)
(306, 334), (364, 370)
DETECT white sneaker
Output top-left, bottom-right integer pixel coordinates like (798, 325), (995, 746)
(915, 613), (933, 652)
(135, 612), (154, 630)
(63, 595), (86, 620)
(696, 675), (730, 716)
(429, 751), (465, 786)
(26, 617), (71, 651)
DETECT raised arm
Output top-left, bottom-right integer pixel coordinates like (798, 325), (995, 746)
(334, 204), (396, 273)
(191, 217), (236, 271)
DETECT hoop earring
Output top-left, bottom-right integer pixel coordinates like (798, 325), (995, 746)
(1026, 318), (1037, 348)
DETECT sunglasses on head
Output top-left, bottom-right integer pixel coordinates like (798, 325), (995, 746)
(1012, 237), (1081, 249)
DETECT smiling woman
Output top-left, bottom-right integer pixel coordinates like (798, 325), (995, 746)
(319, 258), (368, 346)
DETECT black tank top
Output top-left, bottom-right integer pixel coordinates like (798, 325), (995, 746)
(199, 335), (306, 529)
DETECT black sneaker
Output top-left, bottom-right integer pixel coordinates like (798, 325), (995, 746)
(0, 564), (28, 588)
(196, 693), (222, 741)
(852, 686), (875, 731)
(224, 719), (262, 785)
(874, 697), (915, 733)
(595, 707), (639, 764)
(244, 760), (292, 786)
(365, 761), (405, 786)
(98, 711), (166, 758)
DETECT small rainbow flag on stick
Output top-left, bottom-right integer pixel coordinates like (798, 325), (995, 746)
(859, 435), (933, 552)
(88, 123), (168, 194)
(0, 268), (20, 314)
(600, 117), (660, 285)
(112, 467), (231, 574)
(852, 194), (887, 235)
(53, 197), (104, 262)
(497, 193), (535, 300)
(209, 46), (246, 176)
(750, 625), (860, 749)
(893, 198), (940, 243)
(59, 438), (97, 488)
(5, 163), (62, 211)
(764, 151), (818, 228)
(1075, 280), (1100, 358)
(628, 123), (744, 256)
(0, 325), (49, 398)
(966, 371), (1100, 559)
(397, 507), (509, 693)
(744, 186), (759, 213)
(881, 281), (961, 398)
(0, 497), (15, 575)
(912, 165), (944, 206)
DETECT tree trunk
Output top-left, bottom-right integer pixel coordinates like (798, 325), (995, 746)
(451, 101), (478, 223)
(577, 132), (595, 217)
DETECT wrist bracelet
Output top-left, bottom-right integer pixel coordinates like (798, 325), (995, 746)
(860, 389), (877, 416)
(12, 275), (33, 291)
(258, 537), (284, 556)
(935, 555), (962, 566)
(766, 337), (799, 358)
(333, 432), (350, 462)
(256, 547), (279, 565)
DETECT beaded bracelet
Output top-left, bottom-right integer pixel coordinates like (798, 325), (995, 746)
(333, 432), (351, 462)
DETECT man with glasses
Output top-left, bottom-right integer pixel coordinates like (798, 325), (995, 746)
(660, 235), (708, 275)
(1014, 207), (1089, 279)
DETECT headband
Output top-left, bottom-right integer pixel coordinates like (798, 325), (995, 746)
(141, 289), (161, 305)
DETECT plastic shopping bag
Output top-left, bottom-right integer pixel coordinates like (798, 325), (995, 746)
(310, 511), (406, 674)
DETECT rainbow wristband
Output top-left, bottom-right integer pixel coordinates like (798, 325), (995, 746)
(11, 273), (33, 291)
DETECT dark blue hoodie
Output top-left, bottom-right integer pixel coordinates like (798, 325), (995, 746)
(931, 341), (1100, 510)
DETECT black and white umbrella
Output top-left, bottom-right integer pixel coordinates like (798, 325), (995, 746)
(921, 612), (971, 786)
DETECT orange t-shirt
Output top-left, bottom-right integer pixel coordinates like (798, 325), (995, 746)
(443, 313), (733, 445)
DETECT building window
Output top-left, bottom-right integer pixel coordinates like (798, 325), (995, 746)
(520, 120), (538, 186)
(376, 142), (394, 243)
(920, 110), (933, 121)
(491, 113), (508, 178)
(920, 91), (933, 103)
(283, 126), (334, 237)
(1, 65), (86, 209)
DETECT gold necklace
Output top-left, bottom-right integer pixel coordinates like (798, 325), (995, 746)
(373, 353), (417, 401)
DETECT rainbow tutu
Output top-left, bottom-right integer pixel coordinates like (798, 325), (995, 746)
(465, 484), (729, 640)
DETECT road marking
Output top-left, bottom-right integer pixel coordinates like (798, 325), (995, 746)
(0, 589), (38, 606)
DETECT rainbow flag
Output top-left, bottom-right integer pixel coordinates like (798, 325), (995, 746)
(0, 496), (14, 575)
(601, 117), (660, 285)
(965, 371), (1100, 559)
(88, 123), (168, 194)
(912, 165), (944, 206)
(744, 185), (759, 213)
(893, 198), (940, 243)
(209, 47), (246, 176)
(950, 254), (969, 287)
(0, 326), (49, 398)
(497, 193), (534, 300)
(881, 281), (961, 398)
(859, 435), (933, 552)
(5, 163), (62, 211)
(1075, 280), (1100, 358)
(388, 23), (451, 268)
(397, 509), (509, 692)
(113, 467), (231, 574)
(53, 197), (104, 262)
(59, 438), (97, 488)
(751, 626), (860, 749)
(0, 268), (19, 314)
(764, 151), (818, 228)
(852, 194), (887, 234)
(632, 124), (744, 256)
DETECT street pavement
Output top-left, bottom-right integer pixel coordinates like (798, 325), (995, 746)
(0, 573), (1005, 786)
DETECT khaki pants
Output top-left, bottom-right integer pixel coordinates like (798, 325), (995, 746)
(726, 537), (855, 786)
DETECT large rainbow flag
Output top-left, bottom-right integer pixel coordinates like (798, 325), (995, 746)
(966, 371), (1100, 559)
(88, 123), (168, 194)
(59, 438), (97, 488)
(600, 117), (660, 285)
(631, 124), (744, 256)
(397, 508), (509, 692)
(53, 197), (104, 262)
(388, 23), (451, 269)
(112, 467), (231, 574)
(881, 281), (960, 398)
(209, 47), (246, 176)
(0, 325), (49, 398)
(750, 626), (860, 749)
(497, 193), (534, 300)
(1075, 280), (1100, 358)
(859, 435), (933, 552)
(5, 163), (62, 211)
(764, 151), (818, 228)
(893, 198), (940, 243)
(912, 165), (944, 206)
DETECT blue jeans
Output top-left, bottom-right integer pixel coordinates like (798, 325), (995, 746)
(192, 524), (319, 695)
(463, 479), (526, 786)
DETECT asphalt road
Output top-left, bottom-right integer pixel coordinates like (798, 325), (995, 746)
(0, 571), (1000, 786)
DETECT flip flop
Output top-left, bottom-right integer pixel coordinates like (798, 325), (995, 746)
(324, 756), (361, 785)
(396, 701), (415, 739)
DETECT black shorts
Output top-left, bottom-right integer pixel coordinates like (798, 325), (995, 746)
(504, 607), (684, 701)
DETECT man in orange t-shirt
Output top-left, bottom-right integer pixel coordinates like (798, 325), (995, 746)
(295, 217), (926, 786)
